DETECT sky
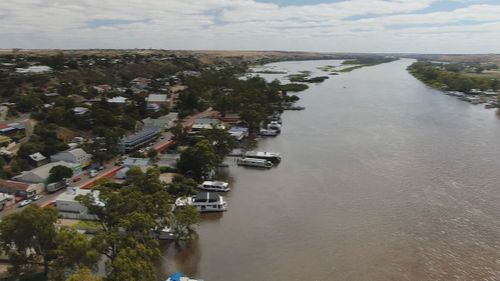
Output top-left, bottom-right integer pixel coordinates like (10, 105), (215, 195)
(1, 0), (500, 53)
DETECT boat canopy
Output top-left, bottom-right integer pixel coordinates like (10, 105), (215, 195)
(169, 272), (183, 281)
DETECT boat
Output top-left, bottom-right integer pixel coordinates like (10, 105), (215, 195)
(198, 180), (230, 192)
(190, 192), (227, 212)
(267, 121), (281, 132)
(156, 227), (176, 240)
(237, 157), (273, 168)
(244, 151), (281, 163)
(166, 272), (204, 281)
(260, 128), (279, 136)
(283, 105), (305, 110)
(176, 192), (228, 212)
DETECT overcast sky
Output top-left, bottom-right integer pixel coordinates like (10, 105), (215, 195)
(1, 0), (500, 53)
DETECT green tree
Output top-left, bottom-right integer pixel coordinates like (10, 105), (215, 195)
(48, 165), (73, 183)
(146, 148), (158, 160)
(200, 128), (237, 159)
(173, 206), (200, 241)
(0, 205), (58, 276)
(177, 140), (218, 179)
(66, 267), (103, 281)
(106, 244), (158, 281)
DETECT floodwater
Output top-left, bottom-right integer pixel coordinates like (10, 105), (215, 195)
(160, 59), (500, 281)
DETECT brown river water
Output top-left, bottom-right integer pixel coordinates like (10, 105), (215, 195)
(159, 59), (500, 281)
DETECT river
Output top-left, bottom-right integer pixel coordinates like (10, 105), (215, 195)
(160, 59), (500, 281)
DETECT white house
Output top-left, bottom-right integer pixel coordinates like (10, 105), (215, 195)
(13, 161), (81, 185)
(50, 148), (92, 168)
(146, 94), (169, 106)
(107, 96), (128, 104)
(56, 187), (103, 215)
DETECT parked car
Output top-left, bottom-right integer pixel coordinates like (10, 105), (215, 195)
(97, 166), (105, 171)
(32, 195), (43, 201)
(73, 177), (81, 182)
(89, 169), (98, 178)
(18, 199), (32, 208)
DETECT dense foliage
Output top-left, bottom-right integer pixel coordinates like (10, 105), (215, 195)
(408, 61), (499, 92)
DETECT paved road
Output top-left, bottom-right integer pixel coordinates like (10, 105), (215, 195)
(0, 109), (214, 218)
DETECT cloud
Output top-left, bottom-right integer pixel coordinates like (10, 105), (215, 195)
(0, 0), (499, 53)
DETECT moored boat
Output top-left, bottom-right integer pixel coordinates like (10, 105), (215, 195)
(198, 180), (230, 192)
(237, 157), (273, 168)
(260, 128), (279, 136)
(244, 151), (281, 163)
(176, 192), (228, 212)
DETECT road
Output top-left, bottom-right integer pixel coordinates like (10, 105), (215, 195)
(0, 109), (214, 218)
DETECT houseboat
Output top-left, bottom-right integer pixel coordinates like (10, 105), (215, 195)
(244, 151), (282, 163)
(176, 192), (227, 212)
(259, 128), (279, 136)
(267, 121), (281, 132)
(198, 181), (230, 192)
(237, 157), (273, 168)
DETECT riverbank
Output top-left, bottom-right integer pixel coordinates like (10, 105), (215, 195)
(407, 61), (500, 108)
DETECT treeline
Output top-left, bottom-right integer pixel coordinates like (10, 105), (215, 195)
(408, 62), (500, 92)
(177, 65), (293, 129)
(0, 167), (201, 281)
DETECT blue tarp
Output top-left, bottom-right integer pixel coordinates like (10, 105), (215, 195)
(169, 272), (183, 281)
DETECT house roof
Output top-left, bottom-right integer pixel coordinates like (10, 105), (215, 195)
(29, 152), (47, 162)
(15, 161), (77, 181)
(0, 179), (34, 191)
(123, 157), (151, 167)
(146, 94), (168, 103)
(107, 96), (128, 103)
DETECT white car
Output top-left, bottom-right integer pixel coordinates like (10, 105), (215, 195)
(32, 195), (43, 201)
(18, 199), (32, 208)
(89, 169), (98, 178)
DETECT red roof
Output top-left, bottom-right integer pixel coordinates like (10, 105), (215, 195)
(0, 124), (10, 130)
(0, 179), (33, 192)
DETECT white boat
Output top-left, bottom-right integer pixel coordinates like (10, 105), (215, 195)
(244, 151), (281, 163)
(198, 181), (230, 192)
(260, 128), (279, 136)
(176, 192), (227, 212)
(166, 272), (204, 281)
(237, 157), (273, 168)
(155, 227), (177, 240)
(267, 121), (281, 132)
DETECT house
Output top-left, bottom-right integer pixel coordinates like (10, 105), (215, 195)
(122, 157), (151, 168)
(72, 107), (90, 116)
(50, 148), (91, 168)
(115, 165), (152, 180)
(147, 104), (161, 112)
(56, 187), (103, 217)
(228, 126), (249, 141)
(0, 179), (44, 199)
(131, 77), (151, 89)
(146, 94), (169, 106)
(93, 84), (112, 93)
(191, 118), (226, 131)
(142, 113), (178, 129)
(0, 193), (15, 210)
(0, 136), (11, 147)
(119, 127), (161, 153)
(107, 96), (128, 104)
(13, 161), (81, 185)
(28, 152), (49, 167)
(0, 122), (26, 136)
